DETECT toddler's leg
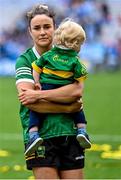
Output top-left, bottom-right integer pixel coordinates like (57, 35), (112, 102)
(24, 111), (43, 156)
(73, 110), (91, 149)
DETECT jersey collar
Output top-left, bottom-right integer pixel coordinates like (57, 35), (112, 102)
(32, 46), (40, 58)
(53, 45), (78, 56)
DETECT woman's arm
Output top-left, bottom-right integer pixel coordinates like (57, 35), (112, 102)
(26, 100), (82, 113)
(38, 81), (83, 103)
(16, 82), (83, 113)
(18, 81), (83, 105)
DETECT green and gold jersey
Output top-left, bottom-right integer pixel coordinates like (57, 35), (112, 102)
(15, 47), (76, 144)
(32, 46), (87, 85)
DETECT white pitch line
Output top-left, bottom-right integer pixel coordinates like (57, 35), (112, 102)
(0, 133), (121, 142)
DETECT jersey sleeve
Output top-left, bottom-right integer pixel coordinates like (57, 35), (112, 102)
(32, 56), (46, 74)
(15, 55), (34, 85)
(74, 58), (88, 82)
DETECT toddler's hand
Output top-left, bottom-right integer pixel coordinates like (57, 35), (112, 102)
(35, 83), (41, 90)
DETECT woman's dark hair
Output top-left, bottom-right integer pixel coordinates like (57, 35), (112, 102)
(27, 4), (55, 27)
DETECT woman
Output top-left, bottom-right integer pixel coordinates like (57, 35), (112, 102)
(16, 4), (85, 179)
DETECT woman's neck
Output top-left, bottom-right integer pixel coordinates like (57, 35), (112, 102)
(34, 45), (51, 55)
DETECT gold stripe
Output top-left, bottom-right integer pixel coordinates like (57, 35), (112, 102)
(32, 62), (42, 73)
(75, 75), (87, 82)
(43, 67), (73, 78)
(25, 156), (35, 160)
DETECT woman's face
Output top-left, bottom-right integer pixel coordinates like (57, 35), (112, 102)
(29, 14), (55, 49)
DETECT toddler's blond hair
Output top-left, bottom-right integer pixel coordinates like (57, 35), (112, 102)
(54, 19), (86, 52)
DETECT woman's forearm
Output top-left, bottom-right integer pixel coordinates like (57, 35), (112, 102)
(26, 99), (82, 113)
(17, 81), (83, 105)
(37, 82), (83, 103)
(17, 81), (83, 113)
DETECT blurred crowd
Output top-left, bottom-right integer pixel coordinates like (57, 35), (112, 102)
(0, 0), (121, 75)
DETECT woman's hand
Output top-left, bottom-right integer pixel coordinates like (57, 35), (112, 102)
(18, 88), (40, 105)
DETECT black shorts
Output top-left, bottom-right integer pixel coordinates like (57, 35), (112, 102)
(25, 136), (85, 171)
